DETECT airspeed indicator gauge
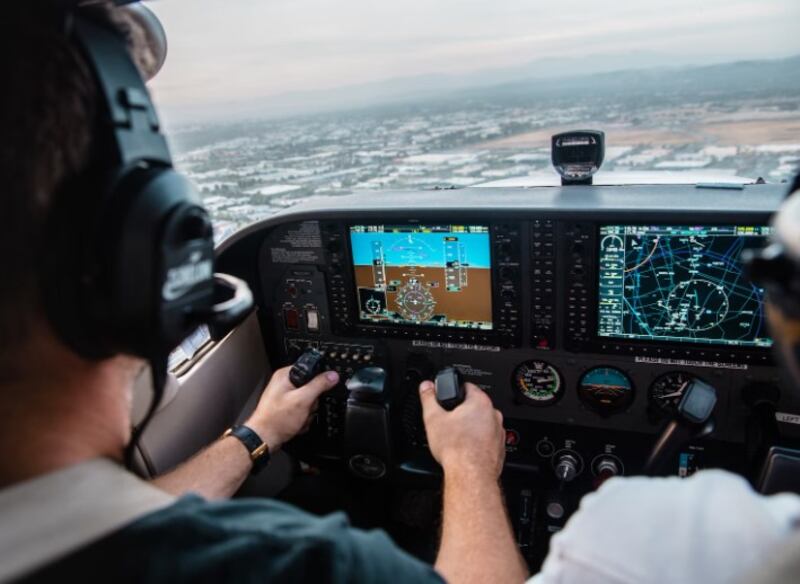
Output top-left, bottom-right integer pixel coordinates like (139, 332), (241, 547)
(513, 360), (563, 406)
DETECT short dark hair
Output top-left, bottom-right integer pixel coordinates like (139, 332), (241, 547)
(0, 3), (153, 379)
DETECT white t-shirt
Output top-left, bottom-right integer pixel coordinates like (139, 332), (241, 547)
(530, 470), (800, 584)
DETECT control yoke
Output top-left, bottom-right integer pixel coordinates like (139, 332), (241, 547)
(644, 379), (718, 476)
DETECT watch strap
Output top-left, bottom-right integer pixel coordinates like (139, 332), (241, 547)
(224, 424), (271, 474)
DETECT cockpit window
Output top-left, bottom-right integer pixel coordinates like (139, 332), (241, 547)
(148, 0), (800, 237)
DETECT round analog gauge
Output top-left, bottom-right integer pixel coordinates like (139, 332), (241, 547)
(578, 367), (634, 414)
(512, 360), (563, 406)
(649, 371), (699, 415)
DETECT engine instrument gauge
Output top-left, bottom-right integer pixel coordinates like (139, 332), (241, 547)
(512, 360), (563, 406)
(578, 367), (634, 414)
(649, 371), (699, 415)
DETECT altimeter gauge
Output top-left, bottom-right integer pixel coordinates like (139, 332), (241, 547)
(649, 371), (701, 415)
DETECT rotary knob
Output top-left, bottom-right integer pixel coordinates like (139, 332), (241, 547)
(594, 456), (620, 477)
(554, 452), (581, 483)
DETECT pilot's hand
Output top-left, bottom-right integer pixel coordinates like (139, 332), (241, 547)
(419, 381), (505, 478)
(246, 366), (339, 451)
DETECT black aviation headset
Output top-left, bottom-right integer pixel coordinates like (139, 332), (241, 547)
(746, 172), (800, 384)
(42, 0), (253, 464)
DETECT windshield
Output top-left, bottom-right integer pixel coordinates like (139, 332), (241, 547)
(148, 0), (800, 238)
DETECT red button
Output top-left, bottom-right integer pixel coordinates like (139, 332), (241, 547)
(505, 429), (520, 447)
(283, 308), (299, 330)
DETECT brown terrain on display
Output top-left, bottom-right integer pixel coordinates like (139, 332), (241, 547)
(354, 264), (492, 325)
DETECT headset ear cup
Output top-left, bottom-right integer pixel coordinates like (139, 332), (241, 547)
(106, 168), (214, 358)
(43, 165), (215, 361)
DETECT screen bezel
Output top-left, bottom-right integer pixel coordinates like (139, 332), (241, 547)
(592, 223), (774, 352)
(345, 222), (495, 333)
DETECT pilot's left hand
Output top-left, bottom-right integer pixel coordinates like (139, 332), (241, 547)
(245, 367), (339, 450)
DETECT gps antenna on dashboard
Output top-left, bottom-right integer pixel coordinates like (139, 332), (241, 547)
(551, 130), (605, 185)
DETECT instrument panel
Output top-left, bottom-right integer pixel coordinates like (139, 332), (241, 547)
(217, 186), (799, 476)
(252, 217), (788, 442)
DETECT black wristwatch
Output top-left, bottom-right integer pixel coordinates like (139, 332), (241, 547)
(223, 424), (271, 475)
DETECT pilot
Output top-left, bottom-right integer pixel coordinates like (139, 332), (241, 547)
(527, 180), (800, 584)
(0, 3), (528, 583)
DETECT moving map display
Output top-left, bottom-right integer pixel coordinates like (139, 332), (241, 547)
(597, 225), (773, 348)
(350, 224), (492, 330)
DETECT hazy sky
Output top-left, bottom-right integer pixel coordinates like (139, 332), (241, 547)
(148, 0), (800, 111)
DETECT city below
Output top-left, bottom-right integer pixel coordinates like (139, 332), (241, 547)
(164, 56), (800, 242)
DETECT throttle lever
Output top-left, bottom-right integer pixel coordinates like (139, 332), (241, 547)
(435, 367), (465, 411)
(289, 348), (326, 388)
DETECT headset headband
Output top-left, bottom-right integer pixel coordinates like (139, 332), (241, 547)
(69, 12), (172, 168)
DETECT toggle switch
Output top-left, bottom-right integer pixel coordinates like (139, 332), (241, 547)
(283, 307), (299, 330)
(306, 308), (320, 332)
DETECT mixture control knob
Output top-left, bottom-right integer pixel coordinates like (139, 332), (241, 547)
(545, 500), (565, 520)
(554, 453), (581, 483)
(594, 457), (620, 478)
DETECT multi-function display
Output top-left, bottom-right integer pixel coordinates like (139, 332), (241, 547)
(350, 224), (492, 330)
(597, 225), (773, 348)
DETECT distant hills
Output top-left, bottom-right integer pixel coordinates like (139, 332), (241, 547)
(162, 54), (800, 126)
(463, 55), (800, 103)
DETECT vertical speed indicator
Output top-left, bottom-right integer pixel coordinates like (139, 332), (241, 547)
(512, 360), (563, 406)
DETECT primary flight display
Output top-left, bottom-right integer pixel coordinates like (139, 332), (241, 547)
(597, 225), (773, 348)
(349, 224), (492, 330)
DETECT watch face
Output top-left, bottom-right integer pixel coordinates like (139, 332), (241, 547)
(251, 442), (270, 461)
(250, 445), (271, 474)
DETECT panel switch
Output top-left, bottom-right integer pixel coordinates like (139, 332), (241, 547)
(283, 307), (299, 330)
(306, 308), (320, 332)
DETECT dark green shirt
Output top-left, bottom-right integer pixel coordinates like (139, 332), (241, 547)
(21, 495), (444, 583)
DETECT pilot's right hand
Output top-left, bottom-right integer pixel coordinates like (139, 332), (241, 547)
(246, 367), (339, 451)
(419, 381), (505, 478)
